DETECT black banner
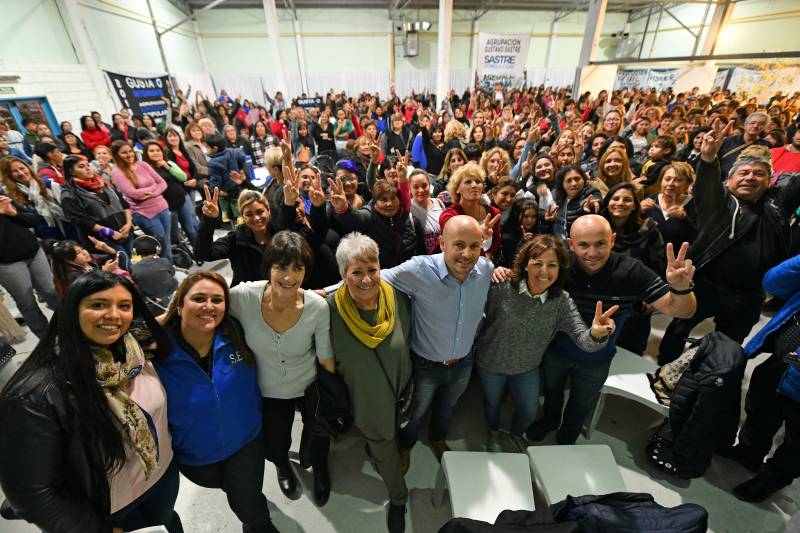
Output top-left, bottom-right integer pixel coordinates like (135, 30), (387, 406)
(105, 71), (170, 123)
(296, 97), (323, 109)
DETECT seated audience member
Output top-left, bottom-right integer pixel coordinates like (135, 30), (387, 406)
(184, 121), (211, 190)
(0, 132), (31, 164)
(0, 118), (26, 154)
(0, 193), (59, 338)
(771, 128), (800, 177)
(499, 197), (539, 267)
(62, 131), (94, 160)
(641, 162), (696, 250)
(636, 135), (676, 196)
(409, 169), (446, 254)
(433, 147), (467, 197)
(49, 238), (128, 296)
(0, 272), (182, 533)
(526, 215), (696, 445)
(34, 142), (66, 185)
(60, 155), (134, 260)
(547, 165), (600, 242)
(477, 235), (616, 452)
(0, 156), (73, 239)
(111, 140), (174, 264)
(196, 187), (272, 286)
(131, 235), (179, 311)
(718, 112), (771, 177)
(156, 272), (278, 532)
(80, 115), (112, 152)
(659, 125), (800, 364)
(327, 233), (413, 533)
(90, 144), (115, 184)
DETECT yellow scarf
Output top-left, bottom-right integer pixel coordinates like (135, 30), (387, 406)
(335, 280), (396, 348)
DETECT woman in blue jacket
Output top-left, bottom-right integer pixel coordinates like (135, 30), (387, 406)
(156, 271), (278, 533)
(726, 253), (800, 502)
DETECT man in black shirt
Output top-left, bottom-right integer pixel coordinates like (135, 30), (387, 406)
(527, 215), (697, 444)
(659, 121), (800, 365)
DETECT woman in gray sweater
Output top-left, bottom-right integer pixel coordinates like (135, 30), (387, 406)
(475, 234), (618, 452)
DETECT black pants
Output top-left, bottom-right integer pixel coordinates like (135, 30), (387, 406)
(738, 353), (800, 484)
(179, 433), (272, 531)
(658, 277), (763, 365)
(616, 307), (652, 355)
(110, 461), (183, 533)
(262, 396), (330, 470)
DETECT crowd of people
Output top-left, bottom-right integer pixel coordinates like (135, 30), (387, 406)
(1, 81), (800, 533)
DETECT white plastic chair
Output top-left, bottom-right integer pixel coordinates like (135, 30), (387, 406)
(432, 451), (535, 523)
(584, 347), (669, 438)
(527, 444), (627, 505)
(129, 527), (168, 533)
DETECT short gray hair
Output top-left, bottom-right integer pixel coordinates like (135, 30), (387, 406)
(745, 111), (768, 124)
(335, 232), (380, 278)
(728, 155), (772, 179)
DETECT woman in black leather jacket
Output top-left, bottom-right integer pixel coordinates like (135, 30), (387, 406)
(0, 271), (181, 533)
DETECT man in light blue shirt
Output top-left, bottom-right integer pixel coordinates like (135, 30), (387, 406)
(380, 214), (497, 466)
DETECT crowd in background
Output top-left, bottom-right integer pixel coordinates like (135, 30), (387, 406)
(0, 81), (800, 533)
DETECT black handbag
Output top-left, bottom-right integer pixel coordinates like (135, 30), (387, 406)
(0, 338), (15, 369)
(373, 349), (414, 429)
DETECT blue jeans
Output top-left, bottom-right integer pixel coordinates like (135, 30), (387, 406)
(398, 353), (474, 448)
(134, 209), (173, 264)
(110, 461), (183, 532)
(478, 366), (540, 436)
(540, 351), (611, 445)
(170, 194), (198, 245)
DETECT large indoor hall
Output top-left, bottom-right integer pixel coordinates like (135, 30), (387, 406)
(1, 0), (799, 531)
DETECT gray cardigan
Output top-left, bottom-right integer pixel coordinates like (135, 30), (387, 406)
(475, 281), (606, 375)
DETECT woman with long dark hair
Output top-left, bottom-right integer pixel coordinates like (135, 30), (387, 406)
(547, 165), (601, 242)
(110, 140), (173, 264)
(156, 271), (278, 532)
(0, 271), (182, 532)
(80, 115), (112, 152)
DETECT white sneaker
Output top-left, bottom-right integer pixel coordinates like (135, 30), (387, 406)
(487, 431), (504, 452)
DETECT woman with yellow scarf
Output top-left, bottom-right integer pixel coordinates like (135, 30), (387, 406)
(327, 232), (412, 533)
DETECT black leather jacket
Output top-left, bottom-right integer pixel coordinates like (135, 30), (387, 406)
(0, 365), (112, 532)
(689, 159), (800, 274)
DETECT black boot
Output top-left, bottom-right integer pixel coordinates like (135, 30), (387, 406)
(733, 473), (789, 502)
(276, 462), (299, 499)
(387, 503), (406, 533)
(526, 419), (556, 442)
(313, 464), (331, 506)
(717, 444), (764, 473)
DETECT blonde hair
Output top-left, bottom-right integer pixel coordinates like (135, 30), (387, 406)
(447, 163), (486, 202)
(444, 120), (466, 144)
(237, 189), (269, 215)
(596, 147), (633, 188)
(198, 117), (216, 132)
(264, 146), (283, 169)
(479, 146), (511, 177)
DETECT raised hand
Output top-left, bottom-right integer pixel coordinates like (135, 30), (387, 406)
(280, 139), (293, 164)
(665, 205), (686, 219)
(327, 176), (348, 212)
(368, 143), (381, 163)
(309, 173), (326, 208)
(395, 149), (410, 182)
(283, 170), (300, 206)
(101, 257), (119, 273)
(665, 242), (695, 291)
(88, 235), (116, 255)
(0, 195), (17, 217)
(201, 184), (220, 219)
(639, 197), (657, 211)
(544, 204), (558, 222)
(700, 119), (734, 163)
(480, 213), (501, 244)
(521, 225), (534, 241)
(590, 300), (619, 340)
(229, 170), (245, 185)
(582, 196), (599, 214)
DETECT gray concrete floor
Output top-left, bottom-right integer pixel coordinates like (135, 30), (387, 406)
(0, 249), (797, 533)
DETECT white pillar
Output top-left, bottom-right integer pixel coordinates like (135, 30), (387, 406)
(192, 19), (211, 75)
(262, 0), (289, 97)
(436, 0), (453, 104)
(292, 18), (309, 95)
(573, 0), (608, 95)
(55, 0), (116, 117)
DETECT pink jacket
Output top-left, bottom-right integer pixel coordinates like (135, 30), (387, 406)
(111, 162), (168, 218)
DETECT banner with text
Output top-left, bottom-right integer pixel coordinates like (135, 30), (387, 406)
(477, 33), (531, 89)
(105, 71), (171, 123)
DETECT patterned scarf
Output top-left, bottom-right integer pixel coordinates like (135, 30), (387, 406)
(335, 281), (396, 349)
(17, 181), (65, 231)
(92, 333), (159, 479)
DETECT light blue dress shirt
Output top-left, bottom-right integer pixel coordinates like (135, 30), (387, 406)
(380, 253), (493, 361)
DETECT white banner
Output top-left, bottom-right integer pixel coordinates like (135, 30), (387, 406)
(477, 33), (531, 88)
(615, 69), (649, 90)
(646, 69), (678, 91)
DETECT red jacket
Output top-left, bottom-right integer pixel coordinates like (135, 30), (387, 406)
(81, 128), (111, 151)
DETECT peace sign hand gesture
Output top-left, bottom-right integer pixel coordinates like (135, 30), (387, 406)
(309, 173), (326, 208)
(283, 170), (300, 206)
(480, 213), (501, 244)
(665, 242), (695, 291)
(583, 197), (599, 214)
(394, 149), (410, 182)
(202, 184), (220, 219)
(327, 176), (348, 212)
(590, 300), (619, 341)
(701, 119), (734, 163)
(544, 204), (558, 222)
